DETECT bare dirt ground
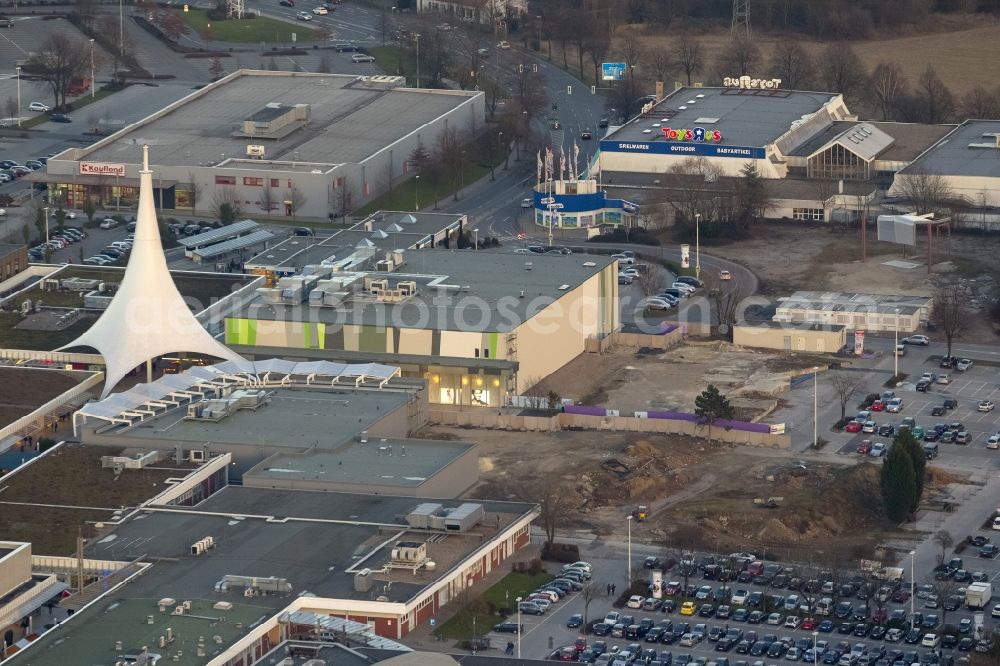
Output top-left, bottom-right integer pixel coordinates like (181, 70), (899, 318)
(704, 224), (1000, 342)
(526, 342), (827, 419)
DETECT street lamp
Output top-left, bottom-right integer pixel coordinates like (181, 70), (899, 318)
(43, 206), (49, 245)
(909, 550), (916, 628)
(813, 365), (819, 449)
(414, 174), (420, 212)
(515, 596), (522, 657)
(15, 66), (20, 128)
(473, 228), (478, 251)
(813, 631), (818, 666)
(626, 514), (633, 588)
(694, 213), (701, 282)
(90, 39), (95, 98)
(893, 308), (900, 380)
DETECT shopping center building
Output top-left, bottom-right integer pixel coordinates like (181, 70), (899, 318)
(35, 71), (484, 220)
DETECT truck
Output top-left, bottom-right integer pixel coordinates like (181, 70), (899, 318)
(67, 76), (91, 96)
(966, 582), (992, 610)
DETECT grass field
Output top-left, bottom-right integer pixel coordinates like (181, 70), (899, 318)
(630, 23), (1000, 97)
(176, 8), (318, 43)
(353, 163), (492, 218)
(368, 46), (419, 86)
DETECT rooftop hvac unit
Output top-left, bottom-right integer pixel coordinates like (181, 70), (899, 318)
(398, 281), (417, 296)
(406, 503), (444, 529)
(391, 541), (427, 563)
(246, 145), (265, 159)
(375, 259), (395, 272)
(186, 404), (204, 419)
(354, 569), (374, 592)
(368, 278), (388, 295)
(443, 503), (485, 532)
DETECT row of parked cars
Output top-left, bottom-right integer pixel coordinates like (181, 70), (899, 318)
(643, 276), (703, 311)
(83, 234), (135, 265)
(28, 222), (84, 260)
(505, 561), (593, 620)
(0, 156), (49, 182)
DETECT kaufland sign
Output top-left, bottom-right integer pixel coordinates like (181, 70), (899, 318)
(80, 161), (126, 177)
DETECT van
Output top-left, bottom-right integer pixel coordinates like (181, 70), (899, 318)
(816, 597), (833, 616)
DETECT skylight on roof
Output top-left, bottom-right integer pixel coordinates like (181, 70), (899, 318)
(694, 117), (720, 124)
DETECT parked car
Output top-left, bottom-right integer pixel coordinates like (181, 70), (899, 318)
(99, 217), (119, 229)
(956, 358), (974, 371)
(28, 101), (50, 112)
(901, 335), (929, 345)
(351, 53), (376, 63)
(719, 270), (733, 281)
(295, 10), (312, 19)
(870, 442), (887, 457)
(979, 400), (995, 413)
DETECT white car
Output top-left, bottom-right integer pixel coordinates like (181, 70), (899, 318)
(312, 5), (327, 13)
(902, 334), (929, 345)
(784, 615), (801, 629)
(626, 595), (643, 609)
(28, 102), (50, 112)
(870, 442), (887, 457)
(921, 634), (940, 648)
(719, 270), (733, 280)
(351, 53), (375, 63)
(936, 374), (951, 384)
(520, 198), (533, 208)
(672, 282), (697, 293)
(296, 11), (312, 20)
(992, 603), (1000, 618)
(994, 516), (1000, 530)
(612, 254), (635, 265)
(99, 218), (119, 229)
(957, 358), (974, 371)
(886, 398), (903, 413)
(731, 589), (749, 605)
(987, 434), (1000, 450)
(497, 40), (510, 49)
(980, 400), (995, 413)
(563, 561), (592, 573)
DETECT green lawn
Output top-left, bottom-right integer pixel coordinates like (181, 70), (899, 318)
(354, 163), (492, 217)
(176, 8), (318, 43)
(481, 571), (554, 609)
(369, 45), (419, 85)
(431, 610), (498, 640)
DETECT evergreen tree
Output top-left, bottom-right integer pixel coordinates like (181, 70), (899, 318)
(896, 428), (926, 513)
(881, 443), (916, 523)
(735, 162), (771, 229)
(694, 384), (734, 443)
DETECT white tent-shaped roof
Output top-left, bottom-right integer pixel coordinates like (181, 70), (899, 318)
(59, 146), (242, 397)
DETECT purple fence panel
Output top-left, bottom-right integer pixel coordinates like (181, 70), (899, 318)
(657, 323), (678, 335)
(564, 405), (608, 417)
(646, 411), (699, 423)
(644, 411), (771, 433)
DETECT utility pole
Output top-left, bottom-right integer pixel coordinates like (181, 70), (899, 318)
(731, 0), (751, 40)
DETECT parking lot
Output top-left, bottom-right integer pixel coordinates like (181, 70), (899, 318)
(835, 358), (1000, 463)
(503, 549), (1000, 664)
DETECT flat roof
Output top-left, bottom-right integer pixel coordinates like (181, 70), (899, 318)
(105, 386), (411, 451)
(0, 367), (91, 428)
(79, 71), (481, 169)
(903, 119), (1000, 177)
(247, 211), (465, 271)
(740, 321), (846, 332)
(5, 596), (278, 666)
(0, 243), (26, 258)
(245, 249), (615, 333)
(776, 291), (931, 316)
(787, 121), (955, 162)
(607, 86), (837, 148)
(244, 437), (476, 489)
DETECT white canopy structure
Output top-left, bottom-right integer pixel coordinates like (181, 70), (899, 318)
(59, 146), (242, 397)
(72, 358), (401, 434)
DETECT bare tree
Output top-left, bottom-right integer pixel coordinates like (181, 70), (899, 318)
(927, 575), (963, 627)
(829, 371), (865, 421)
(259, 181), (277, 214)
(25, 33), (89, 110)
(636, 267), (667, 297)
(647, 47), (673, 90)
(336, 176), (354, 219)
(915, 64), (956, 123)
(665, 157), (724, 223)
(3, 96), (16, 125)
(818, 43), (868, 107)
(932, 530), (954, 566)
(709, 278), (746, 338)
(186, 172), (200, 213)
(932, 284), (967, 357)
(714, 36), (761, 80)
(209, 57), (226, 81)
(675, 36), (703, 86)
(768, 41), (815, 90)
(583, 27), (611, 88)
(580, 583), (601, 633)
(960, 86), (1000, 119)
(868, 61), (906, 121)
(533, 481), (578, 546)
(893, 169), (953, 215)
(284, 186), (307, 220)
(212, 186), (241, 219)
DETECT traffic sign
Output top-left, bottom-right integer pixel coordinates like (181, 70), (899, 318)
(539, 196), (555, 204)
(566, 85), (572, 95)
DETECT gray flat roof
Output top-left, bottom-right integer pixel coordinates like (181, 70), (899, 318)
(110, 386), (410, 450)
(0, 243), (26, 258)
(903, 120), (1000, 177)
(81, 71), (481, 169)
(607, 86), (837, 148)
(787, 121), (955, 162)
(244, 437), (475, 489)
(247, 211), (464, 271)
(245, 248), (614, 333)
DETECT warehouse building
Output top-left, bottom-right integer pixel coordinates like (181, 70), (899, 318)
(225, 249), (620, 406)
(772, 291), (932, 333)
(37, 71), (484, 220)
(734, 321), (847, 353)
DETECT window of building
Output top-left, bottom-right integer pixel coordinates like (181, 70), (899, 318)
(215, 175), (236, 185)
(270, 178), (280, 188)
(483, 348), (489, 358)
(243, 177), (264, 187)
(807, 143), (869, 180)
(792, 208), (825, 221)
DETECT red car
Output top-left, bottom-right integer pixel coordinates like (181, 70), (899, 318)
(857, 439), (872, 455)
(558, 646), (577, 661)
(871, 400), (885, 412)
(871, 608), (888, 624)
(575, 636), (587, 652)
(845, 420), (863, 433)
(801, 617), (818, 630)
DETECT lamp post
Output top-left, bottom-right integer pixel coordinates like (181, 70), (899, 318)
(119, 0), (124, 59)
(90, 39), (96, 98)
(15, 66), (20, 128)
(491, 131), (500, 181)
(813, 365), (819, 449)
(893, 308), (900, 380)
(413, 33), (420, 89)
(43, 206), (49, 245)
(813, 631), (819, 666)
(626, 514), (633, 588)
(909, 550), (916, 629)
(414, 174), (419, 212)
(473, 228), (478, 251)
(515, 596), (522, 657)
(694, 213), (701, 282)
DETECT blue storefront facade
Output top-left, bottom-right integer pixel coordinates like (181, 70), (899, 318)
(531, 179), (638, 228)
